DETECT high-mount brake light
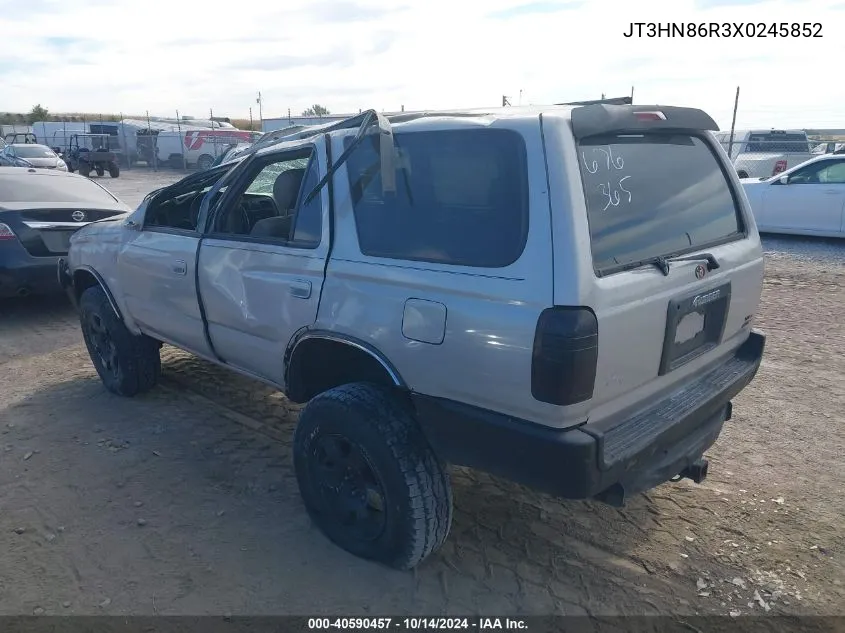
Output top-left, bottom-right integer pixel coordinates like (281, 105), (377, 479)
(634, 111), (667, 121)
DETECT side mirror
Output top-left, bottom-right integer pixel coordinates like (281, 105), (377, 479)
(778, 175), (789, 185)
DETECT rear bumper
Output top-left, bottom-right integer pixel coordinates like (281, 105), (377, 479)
(0, 241), (63, 298)
(413, 330), (765, 505)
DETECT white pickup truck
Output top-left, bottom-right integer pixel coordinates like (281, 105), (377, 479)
(715, 129), (814, 179)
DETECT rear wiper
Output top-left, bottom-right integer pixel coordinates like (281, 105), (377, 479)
(649, 253), (721, 277)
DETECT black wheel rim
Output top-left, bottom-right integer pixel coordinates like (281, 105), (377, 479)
(308, 434), (387, 542)
(85, 312), (120, 380)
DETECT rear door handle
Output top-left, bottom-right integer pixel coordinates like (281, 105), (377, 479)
(289, 280), (312, 299)
(172, 260), (187, 276)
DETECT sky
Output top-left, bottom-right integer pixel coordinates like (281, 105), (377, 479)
(0, 0), (843, 130)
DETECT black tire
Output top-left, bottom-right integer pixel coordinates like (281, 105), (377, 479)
(109, 163), (120, 178)
(78, 164), (90, 178)
(196, 154), (214, 171)
(79, 285), (161, 397)
(293, 383), (452, 570)
(737, 170), (748, 179)
(96, 166), (105, 177)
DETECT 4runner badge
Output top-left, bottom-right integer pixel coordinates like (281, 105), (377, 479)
(694, 264), (707, 279)
(692, 289), (721, 308)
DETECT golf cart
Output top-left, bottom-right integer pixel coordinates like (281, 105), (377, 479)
(65, 133), (120, 178)
(4, 132), (37, 145)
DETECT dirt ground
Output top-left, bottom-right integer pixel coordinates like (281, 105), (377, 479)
(0, 169), (843, 617)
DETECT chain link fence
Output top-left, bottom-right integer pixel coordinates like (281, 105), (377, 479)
(715, 131), (845, 179)
(21, 117), (262, 173)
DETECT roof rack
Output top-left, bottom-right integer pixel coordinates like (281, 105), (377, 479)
(557, 96), (633, 106)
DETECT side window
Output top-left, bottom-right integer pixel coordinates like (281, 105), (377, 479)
(211, 151), (318, 247)
(817, 161), (845, 184)
(788, 162), (831, 185)
(344, 129), (529, 268)
(143, 169), (229, 232)
(144, 184), (213, 231)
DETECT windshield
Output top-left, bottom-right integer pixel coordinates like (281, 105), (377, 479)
(577, 133), (743, 275)
(15, 145), (56, 158)
(0, 174), (118, 204)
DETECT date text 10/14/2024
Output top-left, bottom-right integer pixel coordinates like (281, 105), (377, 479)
(623, 22), (823, 38)
(307, 618), (528, 631)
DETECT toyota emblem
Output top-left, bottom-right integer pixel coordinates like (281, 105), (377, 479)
(694, 264), (707, 279)
(71, 210), (86, 222)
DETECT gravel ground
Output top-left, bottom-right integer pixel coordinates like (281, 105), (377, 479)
(0, 169), (843, 618)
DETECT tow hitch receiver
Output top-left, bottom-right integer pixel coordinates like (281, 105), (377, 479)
(678, 458), (709, 484)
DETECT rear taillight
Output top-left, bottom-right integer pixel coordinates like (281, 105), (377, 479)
(0, 223), (16, 240)
(772, 160), (788, 175)
(634, 111), (667, 121)
(531, 307), (598, 406)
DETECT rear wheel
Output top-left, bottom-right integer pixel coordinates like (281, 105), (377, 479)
(78, 163), (90, 177)
(79, 286), (160, 397)
(109, 162), (120, 178)
(293, 383), (453, 570)
(737, 170), (748, 179)
(95, 166), (105, 177)
(196, 154), (214, 171)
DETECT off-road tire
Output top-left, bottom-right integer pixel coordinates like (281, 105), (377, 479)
(78, 164), (90, 177)
(293, 383), (453, 570)
(96, 166), (105, 177)
(109, 163), (120, 178)
(79, 285), (160, 397)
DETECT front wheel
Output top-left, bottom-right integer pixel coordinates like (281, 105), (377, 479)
(79, 285), (161, 396)
(109, 163), (120, 178)
(293, 383), (453, 570)
(95, 166), (105, 177)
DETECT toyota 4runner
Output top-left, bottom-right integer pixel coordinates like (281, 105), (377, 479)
(59, 105), (766, 570)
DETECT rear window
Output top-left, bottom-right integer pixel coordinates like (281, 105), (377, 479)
(0, 174), (118, 204)
(746, 133), (809, 154)
(577, 133), (743, 275)
(345, 128), (529, 268)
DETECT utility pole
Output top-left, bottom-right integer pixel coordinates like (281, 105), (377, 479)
(256, 92), (263, 126)
(249, 107), (253, 131)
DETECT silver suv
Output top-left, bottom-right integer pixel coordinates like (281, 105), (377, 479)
(59, 105), (766, 570)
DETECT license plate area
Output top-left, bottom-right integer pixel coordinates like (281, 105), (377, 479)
(40, 230), (75, 254)
(659, 282), (731, 375)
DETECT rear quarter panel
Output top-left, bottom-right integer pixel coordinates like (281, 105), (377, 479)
(318, 117), (568, 425)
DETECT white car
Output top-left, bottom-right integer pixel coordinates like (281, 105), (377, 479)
(1, 143), (68, 171)
(741, 154), (845, 238)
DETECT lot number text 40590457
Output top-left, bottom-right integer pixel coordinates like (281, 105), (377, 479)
(307, 618), (528, 630)
(623, 22), (822, 38)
